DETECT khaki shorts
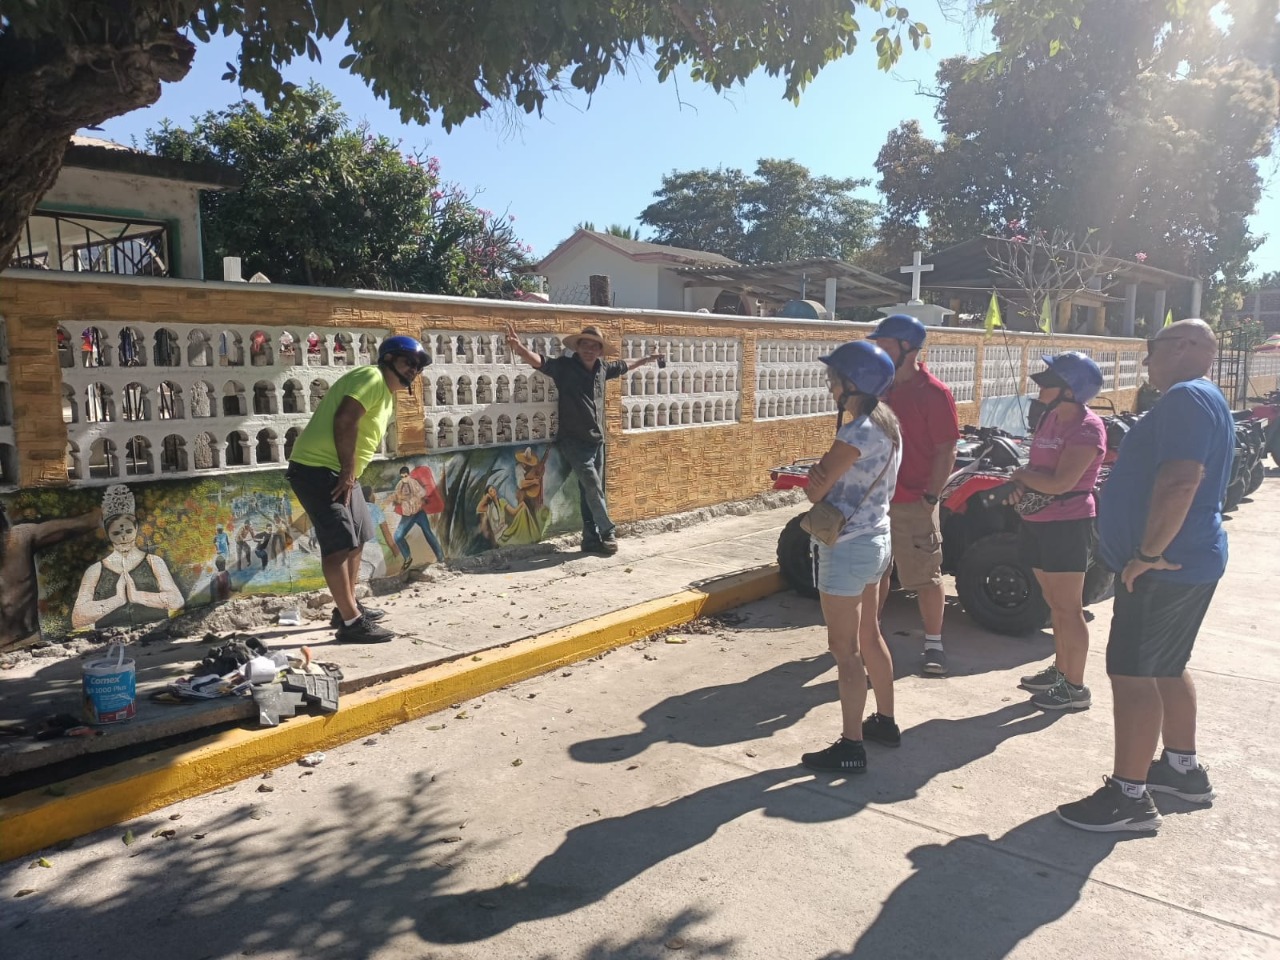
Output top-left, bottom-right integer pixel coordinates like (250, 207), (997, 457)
(889, 500), (943, 590)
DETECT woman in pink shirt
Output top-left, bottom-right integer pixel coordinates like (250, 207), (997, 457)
(1010, 352), (1107, 712)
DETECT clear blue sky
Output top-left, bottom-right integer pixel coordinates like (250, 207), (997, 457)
(87, 3), (1278, 277)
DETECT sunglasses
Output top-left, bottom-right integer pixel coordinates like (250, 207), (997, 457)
(1145, 336), (1200, 352)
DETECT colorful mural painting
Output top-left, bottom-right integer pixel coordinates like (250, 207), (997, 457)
(0, 443), (581, 651)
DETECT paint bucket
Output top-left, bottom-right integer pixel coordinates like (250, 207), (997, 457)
(82, 644), (137, 724)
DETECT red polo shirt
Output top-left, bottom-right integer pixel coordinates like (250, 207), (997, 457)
(883, 363), (960, 504)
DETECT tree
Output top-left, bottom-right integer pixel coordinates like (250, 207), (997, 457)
(148, 86), (534, 296)
(640, 159), (879, 262)
(875, 0), (1280, 312)
(0, 1), (932, 271)
(986, 226), (1110, 329)
(573, 222), (642, 240)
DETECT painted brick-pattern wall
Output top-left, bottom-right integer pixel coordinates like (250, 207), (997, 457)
(0, 273), (1213, 522)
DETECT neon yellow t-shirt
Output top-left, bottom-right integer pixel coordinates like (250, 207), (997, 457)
(289, 365), (395, 474)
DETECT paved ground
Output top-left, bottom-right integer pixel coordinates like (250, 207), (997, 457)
(0, 497), (796, 776)
(2, 479), (1278, 959)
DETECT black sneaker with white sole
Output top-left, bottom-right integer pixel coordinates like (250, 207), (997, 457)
(334, 614), (396, 644)
(1020, 663), (1064, 692)
(329, 603), (387, 628)
(1146, 758), (1216, 803)
(802, 737), (867, 773)
(1057, 777), (1162, 833)
(862, 713), (902, 747)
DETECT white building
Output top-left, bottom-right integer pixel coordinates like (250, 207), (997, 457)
(536, 229), (739, 311)
(9, 136), (239, 280)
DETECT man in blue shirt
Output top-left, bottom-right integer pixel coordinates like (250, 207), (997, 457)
(1059, 321), (1233, 833)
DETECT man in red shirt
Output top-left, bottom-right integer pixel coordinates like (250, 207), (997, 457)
(869, 315), (961, 676)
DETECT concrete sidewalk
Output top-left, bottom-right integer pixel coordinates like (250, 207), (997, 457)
(0, 495), (800, 779)
(2, 480), (1277, 959)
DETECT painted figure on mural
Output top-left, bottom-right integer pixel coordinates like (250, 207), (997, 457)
(504, 446), (551, 544)
(214, 525), (230, 563)
(71, 484), (185, 630)
(360, 484), (390, 581)
(212, 555), (231, 602)
(392, 464), (445, 570)
(0, 501), (102, 650)
(236, 521), (255, 570)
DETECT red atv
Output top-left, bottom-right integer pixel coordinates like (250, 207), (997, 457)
(772, 424), (1117, 636)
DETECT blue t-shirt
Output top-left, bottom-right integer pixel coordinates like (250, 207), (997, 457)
(825, 415), (900, 542)
(1098, 379), (1233, 583)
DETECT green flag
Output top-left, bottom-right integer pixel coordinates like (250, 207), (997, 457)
(984, 293), (1003, 334)
(1039, 299), (1053, 334)
(1164, 309), (1174, 328)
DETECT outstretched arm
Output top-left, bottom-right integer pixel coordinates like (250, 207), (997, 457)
(505, 323), (543, 370)
(27, 507), (102, 551)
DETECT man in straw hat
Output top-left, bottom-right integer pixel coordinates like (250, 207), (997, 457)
(505, 323), (660, 554)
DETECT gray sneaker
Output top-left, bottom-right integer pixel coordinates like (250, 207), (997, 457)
(921, 647), (948, 676)
(1020, 663), (1064, 692)
(1031, 678), (1091, 711)
(1146, 757), (1216, 803)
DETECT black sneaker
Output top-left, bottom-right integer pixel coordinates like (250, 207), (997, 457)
(1031, 678), (1092, 711)
(921, 647), (948, 676)
(862, 713), (901, 747)
(1020, 663), (1064, 692)
(599, 535), (619, 555)
(580, 540), (606, 554)
(1146, 757), (1216, 803)
(801, 737), (867, 773)
(329, 603), (387, 628)
(334, 615), (395, 644)
(1057, 777), (1162, 833)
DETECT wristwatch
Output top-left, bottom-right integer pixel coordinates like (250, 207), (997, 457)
(1134, 549), (1163, 564)
(922, 493), (939, 506)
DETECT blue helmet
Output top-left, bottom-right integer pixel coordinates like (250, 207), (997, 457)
(1034, 352), (1104, 403)
(819, 340), (896, 397)
(378, 335), (430, 369)
(867, 313), (927, 351)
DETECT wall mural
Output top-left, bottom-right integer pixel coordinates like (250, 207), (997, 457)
(0, 443), (581, 651)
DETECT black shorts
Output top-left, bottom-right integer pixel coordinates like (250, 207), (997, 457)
(1018, 517), (1094, 574)
(286, 461), (373, 558)
(1105, 578), (1218, 677)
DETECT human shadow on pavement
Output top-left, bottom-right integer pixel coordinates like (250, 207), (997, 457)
(570, 655), (837, 761)
(418, 701), (1059, 945)
(823, 812), (1151, 960)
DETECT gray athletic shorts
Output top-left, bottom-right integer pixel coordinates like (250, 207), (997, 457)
(286, 462), (373, 557)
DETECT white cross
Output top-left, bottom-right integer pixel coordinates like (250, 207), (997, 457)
(899, 250), (934, 304)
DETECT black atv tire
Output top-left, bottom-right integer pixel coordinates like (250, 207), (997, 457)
(1225, 475), (1244, 512)
(777, 513), (818, 599)
(1247, 459), (1265, 496)
(1268, 421), (1280, 469)
(1082, 560), (1115, 607)
(955, 532), (1049, 636)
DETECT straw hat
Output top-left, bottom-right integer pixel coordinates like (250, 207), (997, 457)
(563, 325), (606, 353)
(514, 447), (540, 467)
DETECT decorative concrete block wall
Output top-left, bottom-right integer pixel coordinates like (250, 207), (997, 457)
(55, 320), (390, 485)
(621, 335), (741, 430)
(420, 330), (561, 449)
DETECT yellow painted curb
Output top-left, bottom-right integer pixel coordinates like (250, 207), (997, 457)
(0, 565), (784, 863)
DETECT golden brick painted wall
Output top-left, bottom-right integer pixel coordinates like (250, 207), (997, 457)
(0, 276), (1150, 523)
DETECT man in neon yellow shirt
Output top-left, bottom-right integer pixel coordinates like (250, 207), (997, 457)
(287, 335), (429, 643)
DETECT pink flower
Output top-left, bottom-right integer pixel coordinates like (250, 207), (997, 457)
(508, 213), (516, 222)
(430, 190), (444, 200)
(1135, 251), (1148, 263)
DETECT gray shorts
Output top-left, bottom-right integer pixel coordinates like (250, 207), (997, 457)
(286, 462), (373, 557)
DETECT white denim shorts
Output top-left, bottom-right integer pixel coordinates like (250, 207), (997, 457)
(813, 532), (893, 597)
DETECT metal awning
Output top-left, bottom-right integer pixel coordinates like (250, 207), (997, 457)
(675, 257), (910, 310)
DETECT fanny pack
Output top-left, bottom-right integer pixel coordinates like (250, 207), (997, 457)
(983, 482), (1088, 516)
(800, 458), (893, 547)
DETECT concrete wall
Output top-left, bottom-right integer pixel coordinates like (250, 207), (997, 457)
(36, 167), (207, 280)
(4, 272), (1268, 648)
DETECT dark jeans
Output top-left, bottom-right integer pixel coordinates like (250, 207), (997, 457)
(395, 511), (443, 561)
(558, 437), (614, 544)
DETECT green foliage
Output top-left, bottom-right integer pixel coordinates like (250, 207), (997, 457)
(147, 85), (535, 295)
(640, 159), (879, 263)
(875, 0), (1280, 309)
(0, 1), (931, 131)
